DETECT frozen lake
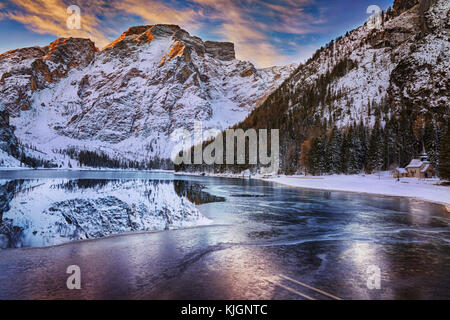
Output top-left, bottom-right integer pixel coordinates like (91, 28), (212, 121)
(0, 170), (449, 299)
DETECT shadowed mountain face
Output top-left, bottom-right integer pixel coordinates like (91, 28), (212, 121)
(0, 24), (296, 168)
(0, 108), (19, 164)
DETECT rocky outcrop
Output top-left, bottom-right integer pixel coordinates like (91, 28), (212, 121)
(393, 0), (438, 32)
(103, 25), (236, 62)
(394, 0), (420, 14)
(205, 41), (235, 61)
(42, 37), (98, 67)
(0, 38), (97, 115)
(0, 107), (19, 159)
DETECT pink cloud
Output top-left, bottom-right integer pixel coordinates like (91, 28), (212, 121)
(1, 0), (325, 67)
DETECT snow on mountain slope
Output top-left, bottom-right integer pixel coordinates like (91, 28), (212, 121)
(285, 0), (448, 128)
(0, 150), (21, 168)
(0, 25), (295, 167)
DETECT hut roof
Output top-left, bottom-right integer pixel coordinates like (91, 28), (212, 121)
(406, 159), (423, 168)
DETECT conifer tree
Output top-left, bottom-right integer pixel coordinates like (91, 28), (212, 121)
(438, 121), (450, 180)
(423, 118), (440, 170)
(366, 120), (384, 173)
(326, 126), (342, 173)
(346, 125), (364, 174)
(309, 136), (327, 175)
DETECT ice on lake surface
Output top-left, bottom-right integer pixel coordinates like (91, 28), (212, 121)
(0, 170), (449, 299)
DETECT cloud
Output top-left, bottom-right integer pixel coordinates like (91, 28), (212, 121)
(191, 0), (281, 65)
(188, 0), (323, 66)
(109, 0), (203, 33)
(0, 0), (326, 67)
(1, 0), (111, 48)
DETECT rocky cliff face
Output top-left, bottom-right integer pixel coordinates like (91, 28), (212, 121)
(393, 0), (420, 14)
(388, 0), (448, 115)
(0, 105), (20, 166)
(0, 38), (97, 114)
(0, 25), (295, 167)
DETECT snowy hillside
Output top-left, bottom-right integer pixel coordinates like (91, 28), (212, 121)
(285, 0), (448, 127)
(0, 25), (295, 168)
(181, 0), (449, 175)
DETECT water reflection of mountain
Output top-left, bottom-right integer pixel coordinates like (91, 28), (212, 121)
(0, 180), (26, 248)
(0, 179), (214, 248)
(173, 180), (225, 205)
(52, 179), (226, 205)
(0, 180), (24, 221)
(54, 179), (112, 191)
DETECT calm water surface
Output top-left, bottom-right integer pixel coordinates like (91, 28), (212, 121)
(0, 170), (449, 299)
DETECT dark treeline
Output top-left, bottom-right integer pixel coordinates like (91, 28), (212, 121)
(62, 148), (173, 170)
(301, 117), (448, 176)
(17, 143), (58, 169)
(19, 152), (58, 169)
(176, 116), (449, 179)
(177, 55), (449, 178)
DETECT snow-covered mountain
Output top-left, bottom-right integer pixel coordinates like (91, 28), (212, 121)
(0, 25), (296, 168)
(270, 0), (448, 129)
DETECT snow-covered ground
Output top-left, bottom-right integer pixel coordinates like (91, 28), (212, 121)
(264, 173), (450, 206)
(0, 150), (22, 168)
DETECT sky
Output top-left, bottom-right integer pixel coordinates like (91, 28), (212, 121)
(0, 0), (393, 67)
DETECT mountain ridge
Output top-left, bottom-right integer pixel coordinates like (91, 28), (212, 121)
(0, 24), (296, 168)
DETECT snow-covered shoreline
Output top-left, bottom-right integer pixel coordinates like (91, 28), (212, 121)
(264, 174), (450, 207)
(0, 166), (174, 172)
